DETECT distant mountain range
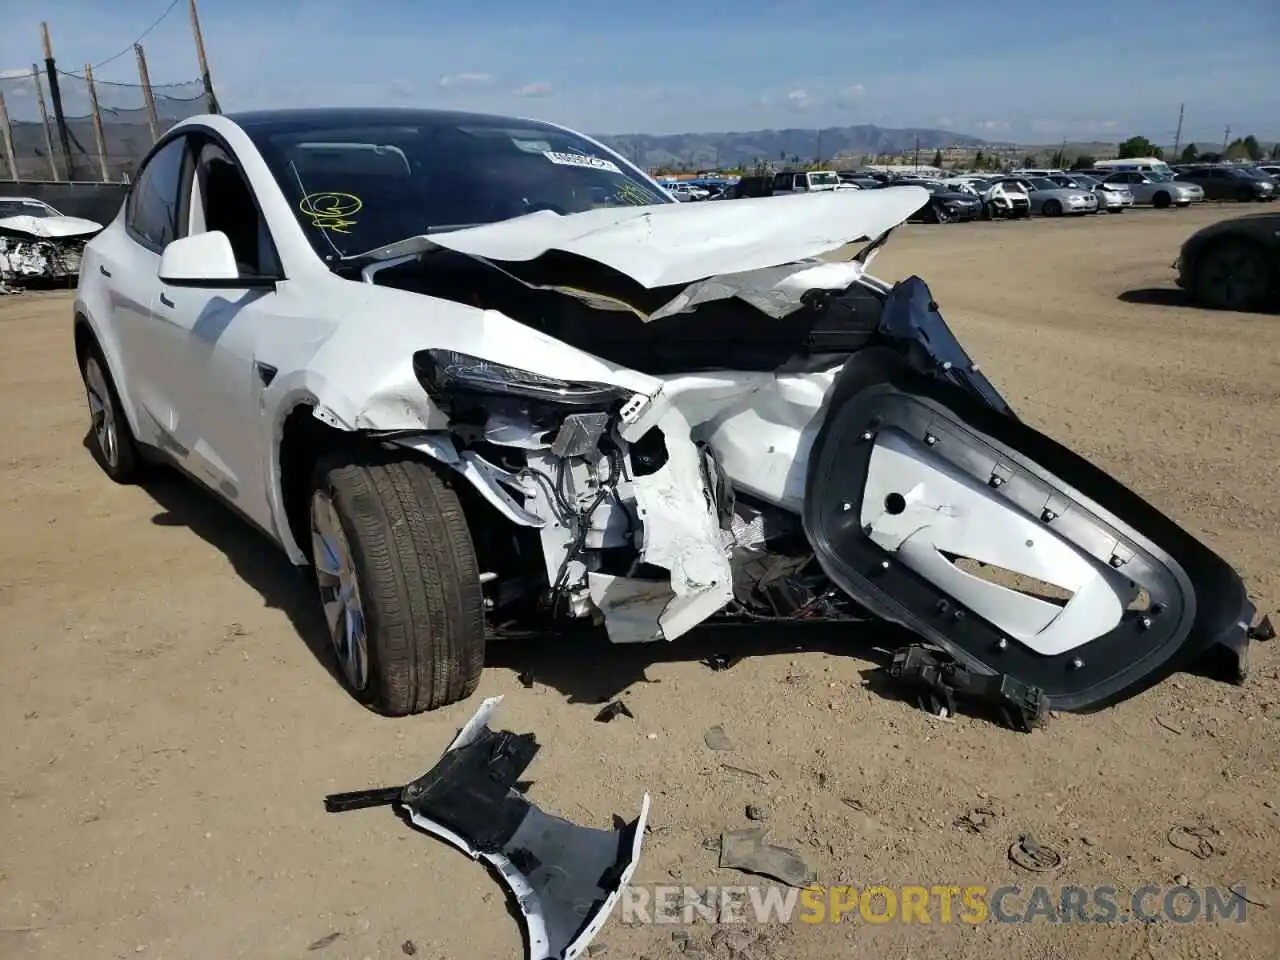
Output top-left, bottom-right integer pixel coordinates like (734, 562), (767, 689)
(594, 124), (991, 169)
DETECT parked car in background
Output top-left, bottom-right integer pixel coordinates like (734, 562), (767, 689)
(1045, 173), (1134, 213)
(838, 173), (882, 189)
(1256, 164), (1280, 181)
(897, 179), (983, 222)
(0, 197), (104, 286)
(1098, 171), (1201, 208)
(773, 170), (847, 193)
(1175, 212), (1280, 311)
(1172, 165), (1276, 203)
(945, 177), (1031, 219)
(1022, 177), (1099, 216)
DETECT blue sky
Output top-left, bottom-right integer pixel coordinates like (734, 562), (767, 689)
(2, 0), (1277, 143)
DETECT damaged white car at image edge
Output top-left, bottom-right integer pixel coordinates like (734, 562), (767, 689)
(0, 197), (102, 288)
(73, 107), (1260, 742)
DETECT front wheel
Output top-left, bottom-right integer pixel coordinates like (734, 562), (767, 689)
(1043, 200), (1062, 216)
(309, 451), (486, 715)
(1152, 191), (1172, 209)
(80, 349), (144, 483)
(1191, 239), (1273, 311)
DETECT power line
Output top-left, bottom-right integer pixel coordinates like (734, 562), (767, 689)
(85, 0), (184, 72)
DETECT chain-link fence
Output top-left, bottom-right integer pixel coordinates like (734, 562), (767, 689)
(1, 68), (208, 183)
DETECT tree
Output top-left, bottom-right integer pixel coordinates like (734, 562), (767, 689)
(931, 149), (943, 168)
(1224, 138), (1250, 161)
(1242, 135), (1262, 161)
(1070, 154), (1095, 170)
(974, 149), (986, 168)
(1180, 143), (1200, 163)
(1272, 142), (1280, 160)
(1117, 136), (1158, 159)
(1022, 154), (1037, 168)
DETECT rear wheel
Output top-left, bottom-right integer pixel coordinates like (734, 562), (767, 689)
(1191, 239), (1273, 311)
(80, 349), (144, 483)
(1236, 186), (1256, 203)
(309, 451), (486, 715)
(1043, 199), (1062, 216)
(934, 204), (952, 224)
(1152, 191), (1172, 209)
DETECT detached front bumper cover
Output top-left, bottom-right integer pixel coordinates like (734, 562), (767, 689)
(325, 696), (650, 960)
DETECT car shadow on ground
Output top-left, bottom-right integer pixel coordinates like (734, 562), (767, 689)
(130, 457), (340, 684)
(1118, 287), (1195, 308)
(483, 619), (913, 706)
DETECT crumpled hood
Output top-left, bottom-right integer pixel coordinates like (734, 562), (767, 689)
(423, 186), (929, 290)
(0, 214), (103, 239)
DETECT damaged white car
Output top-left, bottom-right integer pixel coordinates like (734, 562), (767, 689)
(74, 108), (1260, 724)
(0, 197), (102, 286)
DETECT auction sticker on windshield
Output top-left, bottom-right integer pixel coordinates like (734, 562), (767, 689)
(544, 151), (622, 174)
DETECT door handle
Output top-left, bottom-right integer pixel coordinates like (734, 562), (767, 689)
(98, 264), (111, 277)
(159, 292), (175, 308)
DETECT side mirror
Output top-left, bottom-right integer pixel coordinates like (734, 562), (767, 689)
(158, 231), (276, 288)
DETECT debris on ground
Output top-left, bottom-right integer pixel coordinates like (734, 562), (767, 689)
(1155, 716), (1185, 735)
(1174, 873), (1190, 887)
(721, 764), (767, 782)
(718, 827), (816, 887)
(887, 645), (1049, 732)
(745, 804), (769, 821)
(1168, 824), (1221, 860)
(1227, 884), (1269, 909)
(595, 700), (635, 723)
(1008, 833), (1064, 873)
(400, 940), (417, 955)
(954, 806), (1000, 834)
(517, 670), (535, 688)
(703, 726), (734, 751)
(323, 696), (648, 960)
(1248, 614), (1276, 642)
(307, 932), (342, 950)
(702, 653), (742, 671)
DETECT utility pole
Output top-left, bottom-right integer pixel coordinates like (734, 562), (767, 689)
(1172, 103), (1184, 159)
(134, 44), (161, 142)
(816, 128), (823, 166)
(32, 64), (59, 180)
(188, 0), (220, 113)
(0, 92), (18, 181)
(84, 63), (110, 182)
(41, 22), (75, 180)
(1223, 125), (1231, 151)
(913, 134), (920, 172)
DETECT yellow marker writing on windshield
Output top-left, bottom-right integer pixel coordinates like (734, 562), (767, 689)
(299, 192), (363, 233)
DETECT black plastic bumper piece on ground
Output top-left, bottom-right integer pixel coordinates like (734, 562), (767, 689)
(889, 644), (1050, 732)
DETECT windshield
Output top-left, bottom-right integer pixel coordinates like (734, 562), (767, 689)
(0, 199), (57, 218)
(1029, 177), (1061, 190)
(808, 171), (839, 186)
(1146, 171), (1175, 182)
(241, 112), (672, 259)
(1070, 174), (1099, 187)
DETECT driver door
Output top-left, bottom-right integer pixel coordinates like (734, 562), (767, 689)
(151, 138), (299, 535)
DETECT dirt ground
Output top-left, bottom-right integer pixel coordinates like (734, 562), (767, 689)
(2, 204), (1278, 960)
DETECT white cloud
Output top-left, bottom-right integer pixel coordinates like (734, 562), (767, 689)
(513, 80), (552, 98)
(937, 116), (954, 127)
(438, 72), (494, 88)
(834, 84), (865, 109)
(0, 67), (33, 80)
(387, 79), (416, 100)
(786, 89), (812, 110)
(975, 119), (1011, 132)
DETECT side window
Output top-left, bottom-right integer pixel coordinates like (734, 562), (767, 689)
(127, 136), (189, 250)
(191, 143), (280, 277)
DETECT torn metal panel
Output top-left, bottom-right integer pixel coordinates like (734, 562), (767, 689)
(587, 573), (671, 644)
(631, 407), (735, 640)
(324, 696), (649, 960)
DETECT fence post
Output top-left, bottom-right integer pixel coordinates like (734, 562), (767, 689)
(188, 0), (221, 113)
(84, 64), (110, 182)
(0, 92), (18, 181)
(134, 43), (161, 143)
(41, 22), (76, 181)
(31, 64), (61, 181)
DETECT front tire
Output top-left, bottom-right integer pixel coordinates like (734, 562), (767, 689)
(1191, 239), (1274, 311)
(80, 349), (143, 483)
(309, 451), (486, 715)
(1153, 191), (1172, 209)
(1043, 199), (1062, 216)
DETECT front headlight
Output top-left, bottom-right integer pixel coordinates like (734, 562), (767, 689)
(414, 349), (631, 407)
